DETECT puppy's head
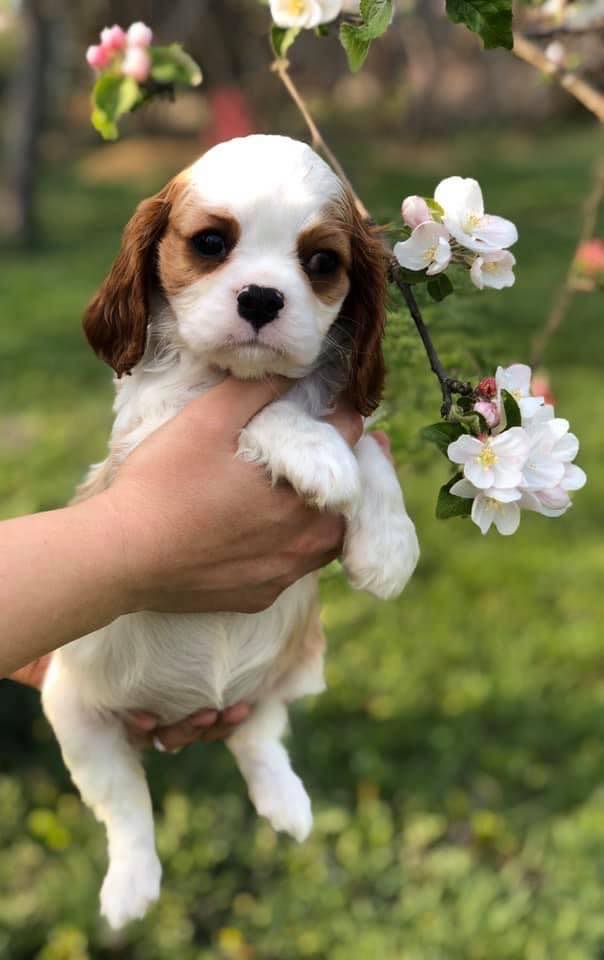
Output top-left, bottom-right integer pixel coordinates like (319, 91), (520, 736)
(84, 135), (386, 414)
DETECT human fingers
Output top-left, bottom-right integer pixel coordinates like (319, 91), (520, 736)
(184, 375), (291, 437)
(323, 400), (363, 447)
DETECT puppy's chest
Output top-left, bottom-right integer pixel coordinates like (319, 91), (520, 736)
(62, 578), (316, 724)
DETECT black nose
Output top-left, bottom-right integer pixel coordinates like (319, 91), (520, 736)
(237, 285), (285, 331)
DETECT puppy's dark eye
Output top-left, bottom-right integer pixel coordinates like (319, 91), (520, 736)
(191, 230), (228, 259)
(305, 250), (340, 276)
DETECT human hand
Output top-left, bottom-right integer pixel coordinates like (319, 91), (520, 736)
(8, 657), (250, 748)
(101, 377), (363, 616)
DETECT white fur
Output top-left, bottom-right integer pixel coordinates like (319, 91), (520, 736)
(42, 135), (419, 929)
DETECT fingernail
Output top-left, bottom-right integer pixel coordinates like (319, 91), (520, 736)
(129, 712), (157, 731)
(191, 710), (218, 727)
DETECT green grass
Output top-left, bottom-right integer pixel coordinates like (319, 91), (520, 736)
(1, 123), (603, 960)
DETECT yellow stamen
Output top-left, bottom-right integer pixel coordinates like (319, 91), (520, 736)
(286, 0), (306, 13)
(424, 244), (437, 263)
(464, 212), (482, 232)
(478, 444), (498, 469)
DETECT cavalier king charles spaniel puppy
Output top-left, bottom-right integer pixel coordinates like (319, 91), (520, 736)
(42, 135), (419, 928)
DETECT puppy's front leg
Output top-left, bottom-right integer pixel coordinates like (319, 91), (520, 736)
(227, 699), (312, 842)
(343, 434), (420, 599)
(42, 660), (161, 929)
(238, 400), (361, 514)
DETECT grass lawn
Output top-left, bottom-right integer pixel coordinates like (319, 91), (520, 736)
(0, 122), (603, 960)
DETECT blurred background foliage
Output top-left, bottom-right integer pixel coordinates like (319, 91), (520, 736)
(1, 0), (603, 958)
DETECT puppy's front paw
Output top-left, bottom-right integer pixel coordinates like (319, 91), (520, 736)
(344, 514), (420, 600)
(248, 764), (313, 843)
(239, 420), (361, 513)
(100, 849), (162, 929)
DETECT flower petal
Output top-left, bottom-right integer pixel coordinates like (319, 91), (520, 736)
(493, 501), (521, 535)
(464, 459), (495, 489)
(447, 434), (483, 464)
(471, 495), (494, 534)
(553, 431), (579, 462)
(450, 478), (478, 498)
(561, 464), (586, 491)
(473, 215), (518, 250)
(435, 176), (484, 220)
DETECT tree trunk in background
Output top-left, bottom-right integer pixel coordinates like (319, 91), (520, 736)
(2, 0), (54, 246)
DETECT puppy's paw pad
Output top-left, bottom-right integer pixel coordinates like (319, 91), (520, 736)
(345, 518), (420, 600)
(100, 851), (162, 929)
(249, 767), (313, 843)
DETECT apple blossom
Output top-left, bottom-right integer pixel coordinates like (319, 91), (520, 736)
(402, 195), (432, 229)
(434, 176), (518, 253)
(575, 238), (604, 277)
(447, 428), (529, 490)
(545, 41), (566, 67)
(470, 249), (516, 290)
(496, 364), (544, 420)
(127, 22), (153, 47)
(394, 222), (452, 276)
(270, 0), (341, 28)
(86, 44), (111, 70)
(122, 46), (151, 83)
(477, 376), (497, 399)
(474, 399), (500, 429)
(450, 479), (522, 535)
(100, 25), (126, 50)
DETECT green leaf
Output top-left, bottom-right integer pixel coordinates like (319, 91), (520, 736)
(427, 274), (454, 302)
(271, 25), (301, 58)
(501, 389), (522, 428)
(393, 265), (428, 285)
(421, 421), (465, 456)
(339, 22), (372, 72)
(91, 74), (141, 141)
(424, 197), (445, 221)
(445, 0), (513, 49)
(149, 44), (202, 86)
(436, 474), (473, 520)
(340, 0), (392, 71)
(359, 0), (393, 38)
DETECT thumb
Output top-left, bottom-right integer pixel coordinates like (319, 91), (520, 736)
(189, 375), (292, 433)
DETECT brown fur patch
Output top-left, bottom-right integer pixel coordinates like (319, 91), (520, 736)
(158, 207), (241, 296)
(298, 218), (352, 307)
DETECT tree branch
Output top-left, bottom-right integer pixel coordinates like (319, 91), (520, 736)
(512, 32), (604, 122)
(531, 160), (604, 367)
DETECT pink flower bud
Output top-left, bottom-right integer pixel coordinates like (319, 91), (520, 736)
(531, 373), (555, 406)
(401, 196), (432, 229)
(100, 25), (127, 50)
(545, 41), (566, 67)
(127, 21), (153, 47)
(477, 376), (497, 399)
(575, 239), (604, 277)
(122, 46), (151, 83)
(86, 44), (110, 70)
(474, 400), (500, 429)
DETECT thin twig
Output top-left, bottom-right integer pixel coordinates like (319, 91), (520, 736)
(512, 32), (604, 122)
(531, 160), (604, 367)
(525, 21), (604, 38)
(271, 57), (370, 219)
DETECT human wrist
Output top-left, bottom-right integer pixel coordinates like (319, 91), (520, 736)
(79, 492), (143, 619)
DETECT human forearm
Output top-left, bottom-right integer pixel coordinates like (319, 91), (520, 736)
(0, 496), (130, 676)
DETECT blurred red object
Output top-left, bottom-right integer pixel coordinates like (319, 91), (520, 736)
(575, 238), (604, 277)
(203, 86), (256, 147)
(531, 371), (556, 406)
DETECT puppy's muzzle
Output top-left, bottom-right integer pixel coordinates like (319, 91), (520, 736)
(237, 285), (285, 331)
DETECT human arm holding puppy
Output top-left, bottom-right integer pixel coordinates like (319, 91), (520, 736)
(0, 376), (362, 679)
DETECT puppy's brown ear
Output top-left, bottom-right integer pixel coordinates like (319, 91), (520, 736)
(340, 196), (387, 416)
(83, 179), (178, 376)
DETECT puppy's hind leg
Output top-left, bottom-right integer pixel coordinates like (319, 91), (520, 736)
(42, 659), (161, 930)
(227, 700), (312, 843)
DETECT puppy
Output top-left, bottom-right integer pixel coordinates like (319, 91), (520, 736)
(42, 135), (419, 929)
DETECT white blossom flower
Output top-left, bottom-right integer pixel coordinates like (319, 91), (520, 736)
(450, 478), (522, 535)
(470, 250), (516, 290)
(434, 176), (518, 254)
(270, 0), (341, 28)
(401, 195), (432, 229)
(520, 488), (571, 518)
(496, 363), (544, 421)
(394, 222), (451, 276)
(447, 428), (529, 490)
